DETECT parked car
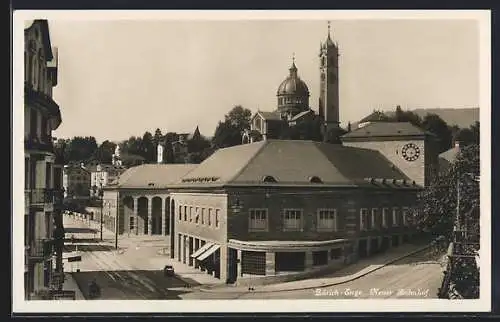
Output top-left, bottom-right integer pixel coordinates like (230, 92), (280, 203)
(163, 265), (175, 277)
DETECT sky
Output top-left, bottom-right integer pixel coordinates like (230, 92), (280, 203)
(34, 15), (480, 144)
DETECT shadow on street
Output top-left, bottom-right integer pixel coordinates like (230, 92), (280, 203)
(63, 244), (117, 252)
(65, 227), (99, 234)
(72, 270), (200, 300)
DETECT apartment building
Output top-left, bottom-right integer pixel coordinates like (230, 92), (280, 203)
(24, 19), (64, 300)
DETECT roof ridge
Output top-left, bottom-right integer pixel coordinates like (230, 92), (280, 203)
(314, 142), (354, 184)
(227, 140), (269, 184)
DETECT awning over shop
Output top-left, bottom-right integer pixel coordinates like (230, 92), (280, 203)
(197, 244), (220, 261)
(190, 242), (214, 258)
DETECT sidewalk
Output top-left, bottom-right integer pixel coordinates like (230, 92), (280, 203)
(62, 273), (86, 300)
(198, 243), (431, 294)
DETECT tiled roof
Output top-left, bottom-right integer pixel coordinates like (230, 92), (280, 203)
(176, 140), (411, 188)
(342, 122), (427, 139)
(256, 111), (282, 121)
(438, 145), (460, 172)
(290, 109), (314, 121)
(108, 164), (197, 189)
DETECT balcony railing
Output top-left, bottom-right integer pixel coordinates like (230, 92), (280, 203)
(26, 189), (64, 206)
(24, 136), (54, 153)
(28, 239), (54, 259)
(25, 82), (61, 119)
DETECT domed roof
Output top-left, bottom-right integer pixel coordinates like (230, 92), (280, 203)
(277, 62), (310, 97)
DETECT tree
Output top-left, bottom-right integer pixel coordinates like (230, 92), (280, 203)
(421, 113), (453, 153)
(470, 121), (480, 145)
(54, 138), (70, 163)
(212, 105), (252, 149)
(65, 136), (98, 163)
(414, 144), (479, 240)
(225, 105), (252, 129)
(141, 131), (155, 163)
(120, 136), (143, 157)
(93, 140), (116, 164)
(391, 105), (422, 127)
(153, 128), (163, 146)
(120, 153), (146, 167)
(453, 128), (475, 147)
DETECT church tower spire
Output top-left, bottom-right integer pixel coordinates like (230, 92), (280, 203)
(319, 21), (340, 142)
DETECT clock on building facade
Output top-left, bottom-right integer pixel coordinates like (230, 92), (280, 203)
(401, 143), (420, 162)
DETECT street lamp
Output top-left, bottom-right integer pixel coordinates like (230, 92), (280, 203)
(99, 181), (103, 241)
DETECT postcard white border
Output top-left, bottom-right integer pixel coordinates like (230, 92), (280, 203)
(12, 9), (491, 313)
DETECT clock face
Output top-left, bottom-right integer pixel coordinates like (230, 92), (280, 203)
(401, 143), (420, 162)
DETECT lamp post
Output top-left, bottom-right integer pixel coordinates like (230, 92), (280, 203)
(99, 181), (103, 241)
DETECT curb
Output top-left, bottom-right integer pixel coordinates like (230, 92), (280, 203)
(198, 244), (431, 294)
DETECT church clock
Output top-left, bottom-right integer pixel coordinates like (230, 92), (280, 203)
(401, 143), (420, 162)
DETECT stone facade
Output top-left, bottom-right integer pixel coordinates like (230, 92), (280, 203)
(342, 136), (439, 187)
(170, 185), (418, 283)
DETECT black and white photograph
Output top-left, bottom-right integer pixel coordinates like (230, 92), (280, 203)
(12, 10), (491, 313)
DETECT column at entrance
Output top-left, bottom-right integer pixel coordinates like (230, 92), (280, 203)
(161, 197), (167, 236)
(194, 239), (200, 268)
(237, 249), (242, 277)
(147, 196), (152, 236)
(305, 251), (314, 270)
(265, 252), (275, 276)
(133, 197), (138, 235)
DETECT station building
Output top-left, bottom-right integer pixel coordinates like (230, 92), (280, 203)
(168, 140), (421, 283)
(101, 164), (196, 236)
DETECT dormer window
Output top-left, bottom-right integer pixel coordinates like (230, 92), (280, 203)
(262, 175), (277, 183)
(309, 176), (323, 183)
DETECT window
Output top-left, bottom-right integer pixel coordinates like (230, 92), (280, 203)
(208, 208), (212, 226)
(184, 206), (187, 221)
(129, 217), (135, 231)
(371, 208), (378, 230)
(283, 209), (302, 231)
(317, 209), (337, 231)
(195, 207), (200, 224)
(189, 207), (193, 222)
(392, 208), (399, 227)
(382, 208), (388, 228)
(249, 209), (268, 232)
(402, 207), (409, 226)
(215, 209), (220, 228)
(360, 208), (368, 231)
(201, 208), (205, 225)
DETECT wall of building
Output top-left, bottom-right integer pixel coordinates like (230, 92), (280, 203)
(343, 138), (427, 186)
(171, 192), (229, 281)
(225, 187), (416, 242)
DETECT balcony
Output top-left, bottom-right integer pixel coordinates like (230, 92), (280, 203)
(28, 239), (54, 260)
(24, 82), (61, 125)
(24, 136), (54, 154)
(25, 189), (64, 206)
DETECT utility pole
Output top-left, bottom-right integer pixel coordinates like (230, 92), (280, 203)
(100, 181), (103, 241)
(115, 194), (119, 250)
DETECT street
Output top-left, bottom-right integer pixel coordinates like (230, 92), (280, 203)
(63, 214), (444, 300)
(63, 214), (196, 299)
(179, 248), (445, 300)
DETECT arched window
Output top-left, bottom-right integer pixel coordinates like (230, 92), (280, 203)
(262, 175), (277, 183)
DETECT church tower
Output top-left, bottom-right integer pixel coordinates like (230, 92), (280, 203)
(318, 22), (340, 140)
